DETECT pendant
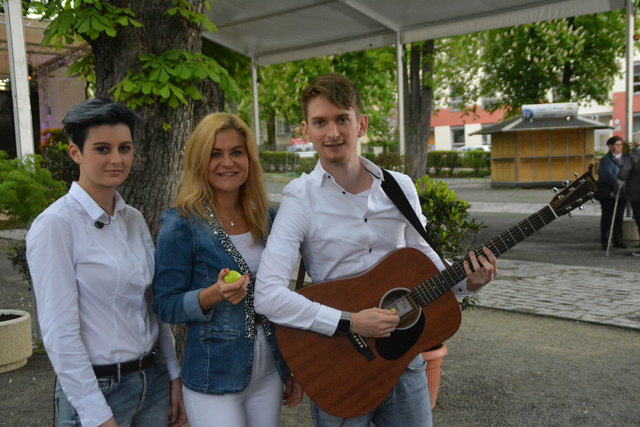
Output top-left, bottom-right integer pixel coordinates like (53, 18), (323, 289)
(230, 221), (236, 227)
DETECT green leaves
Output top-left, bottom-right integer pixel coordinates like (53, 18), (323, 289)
(0, 152), (67, 225)
(479, 12), (626, 114)
(110, 50), (240, 109)
(165, 0), (216, 32)
(415, 175), (481, 261)
(41, 0), (141, 47)
(38, 1), (233, 111)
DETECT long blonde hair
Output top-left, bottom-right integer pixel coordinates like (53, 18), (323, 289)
(175, 112), (268, 243)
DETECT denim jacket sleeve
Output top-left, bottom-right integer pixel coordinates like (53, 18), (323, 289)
(152, 209), (213, 324)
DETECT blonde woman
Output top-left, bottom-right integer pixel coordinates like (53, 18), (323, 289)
(152, 113), (301, 427)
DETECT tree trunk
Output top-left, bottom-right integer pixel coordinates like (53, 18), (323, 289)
(404, 41), (434, 180)
(267, 113), (277, 151)
(89, 0), (224, 237)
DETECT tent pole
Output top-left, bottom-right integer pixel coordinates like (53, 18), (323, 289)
(396, 32), (405, 156)
(626, 0), (635, 142)
(251, 57), (261, 145)
(5, 0), (34, 158)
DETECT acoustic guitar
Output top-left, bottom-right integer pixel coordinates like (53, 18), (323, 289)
(275, 171), (596, 418)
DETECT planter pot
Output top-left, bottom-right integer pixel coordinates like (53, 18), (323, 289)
(0, 309), (33, 373)
(422, 343), (448, 409)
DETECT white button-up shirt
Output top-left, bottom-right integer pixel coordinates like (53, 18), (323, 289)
(26, 182), (180, 427)
(255, 158), (471, 336)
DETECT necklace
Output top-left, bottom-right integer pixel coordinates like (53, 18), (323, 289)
(218, 208), (241, 227)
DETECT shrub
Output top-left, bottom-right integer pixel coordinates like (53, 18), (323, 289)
(442, 151), (461, 176)
(296, 157), (317, 174)
(38, 128), (67, 152)
(374, 151), (404, 172)
(41, 142), (79, 187)
(415, 175), (483, 309)
(459, 151), (490, 176)
(427, 151), (446, 175)
(260, 151), (291, 172)
(360, 151), (404, 172)
(415, 176), (482, 261)
(0, 151), (67, 289)
(0, 152), (67, 225)
(8, 242), (30, 288)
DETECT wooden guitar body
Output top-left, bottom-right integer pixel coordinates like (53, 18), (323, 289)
(275, 171), (596, 418)
(275, 247), (461, 418)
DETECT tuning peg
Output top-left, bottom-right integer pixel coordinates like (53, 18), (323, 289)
(579, 206), (584, 210)
(552, 187), (559, 193)
(573, 172), (579, 177)
(562, 180), (570, 186)
(568, 212), (573, 218)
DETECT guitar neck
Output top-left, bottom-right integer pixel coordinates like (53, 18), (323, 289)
(411, 204), (559, 307)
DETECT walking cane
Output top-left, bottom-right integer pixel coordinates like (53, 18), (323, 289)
(606, 182), (625, 257)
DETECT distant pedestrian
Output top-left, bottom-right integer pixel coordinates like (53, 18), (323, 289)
(596, 135), (627, 250)
(619, 133), (640, 256)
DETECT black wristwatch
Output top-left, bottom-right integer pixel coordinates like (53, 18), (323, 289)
(335, 311), (352, 335)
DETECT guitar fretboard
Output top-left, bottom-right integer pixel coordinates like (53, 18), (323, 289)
(409, 204), (558, 308)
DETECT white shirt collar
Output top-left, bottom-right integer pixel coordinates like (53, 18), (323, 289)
(68, 181), (126, 222)
(309, 156), (383, 189)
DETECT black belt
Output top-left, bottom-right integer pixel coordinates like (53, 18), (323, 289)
(93, 349), (157, 377)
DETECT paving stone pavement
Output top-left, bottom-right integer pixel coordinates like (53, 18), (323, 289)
(476, 259), (640, 330)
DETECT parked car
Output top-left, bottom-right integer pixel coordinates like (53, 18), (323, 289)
(456, 145), (490, 153)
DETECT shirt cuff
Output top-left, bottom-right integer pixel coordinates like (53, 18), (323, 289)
(311, 306), (342, 336)
(75, 390), (113, 427)
(166, 360), (181, 381)
(183, 289), (212, 321)
(453, 278), (473, 298)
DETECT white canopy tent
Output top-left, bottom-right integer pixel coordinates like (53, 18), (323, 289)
(202, 0), (630, 153)
(3, 0), (632, 157)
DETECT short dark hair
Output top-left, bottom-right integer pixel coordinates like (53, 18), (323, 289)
(62, 98), (141, 151)
(301, 73), (363, 121)
(606, 135), (623, 146)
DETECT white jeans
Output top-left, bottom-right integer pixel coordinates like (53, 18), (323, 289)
(182, 326), (283, 427)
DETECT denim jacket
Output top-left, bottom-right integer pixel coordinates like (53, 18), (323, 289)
(152, 207), (288, 394)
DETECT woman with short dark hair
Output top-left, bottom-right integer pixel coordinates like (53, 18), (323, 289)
(26, 98), (186, 427)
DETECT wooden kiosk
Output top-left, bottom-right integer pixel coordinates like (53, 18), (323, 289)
(472, 107), (611, 188)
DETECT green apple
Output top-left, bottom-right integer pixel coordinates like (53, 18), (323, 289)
(223, 270), (242, 283)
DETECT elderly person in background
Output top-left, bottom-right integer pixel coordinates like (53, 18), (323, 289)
(619, 132), (640, 256)
(597, 135), (627, 250)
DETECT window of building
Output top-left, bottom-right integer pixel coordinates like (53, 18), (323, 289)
(480, 97), (498, 111)
(634, 62), (640, 94)
(276, 117), (289, 135)
(451, 127), (465, 148)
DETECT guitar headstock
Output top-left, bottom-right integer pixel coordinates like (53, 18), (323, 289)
(549, 171), (596, 217)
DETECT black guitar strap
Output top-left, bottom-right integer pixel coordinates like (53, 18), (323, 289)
(380, 169), (448, 266)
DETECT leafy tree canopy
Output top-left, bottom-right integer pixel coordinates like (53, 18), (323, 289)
(479, 11), (627, 116)
(30, 0), (240, 109)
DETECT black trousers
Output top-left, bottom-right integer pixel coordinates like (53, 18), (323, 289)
(630, 200), (640, 234)
(600, 197), (626, 246)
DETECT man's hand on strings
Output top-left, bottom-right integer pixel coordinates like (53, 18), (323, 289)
(463, 246), (497, 292)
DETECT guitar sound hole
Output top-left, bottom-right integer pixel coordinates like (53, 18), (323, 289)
(379, 288), (421, 330)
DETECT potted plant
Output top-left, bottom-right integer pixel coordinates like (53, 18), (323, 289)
(416, 175), (482, 408)
(0, 309), (33, 373)
(0, 151), (67, 371)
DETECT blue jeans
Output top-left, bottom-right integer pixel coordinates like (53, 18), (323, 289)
(55, 356), (170, 426)
(311, 355), (432, 427)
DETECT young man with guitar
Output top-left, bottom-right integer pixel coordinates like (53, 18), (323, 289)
(254, 73), (498, 426)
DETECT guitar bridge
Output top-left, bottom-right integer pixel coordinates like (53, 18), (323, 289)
(348, 333), (376, 361)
